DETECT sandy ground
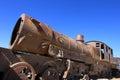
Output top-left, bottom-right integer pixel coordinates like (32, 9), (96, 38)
(97, 78), (120, 80)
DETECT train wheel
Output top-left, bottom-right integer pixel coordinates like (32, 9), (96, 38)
(41, 67), (59, 80)
(3, 62), (35, 80)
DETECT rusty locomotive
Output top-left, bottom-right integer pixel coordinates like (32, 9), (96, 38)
(0, 14), (119, 80)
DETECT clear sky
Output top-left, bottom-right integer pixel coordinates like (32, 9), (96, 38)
(0, 0), (120, 57)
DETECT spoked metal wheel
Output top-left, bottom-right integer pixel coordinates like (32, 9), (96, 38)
(41, 67), (59, 80)
(3, 62), (35, 80)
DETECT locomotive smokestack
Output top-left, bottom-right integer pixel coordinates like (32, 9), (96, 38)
(76, 34), (84, 42)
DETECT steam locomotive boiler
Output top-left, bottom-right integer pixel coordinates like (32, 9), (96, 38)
(0, 14), (119, 80)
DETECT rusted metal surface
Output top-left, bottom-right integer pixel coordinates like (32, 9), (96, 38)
(0, 47), (20, 73)
(9, 14), (53, 54)
(76, 34), (84, 42)
(0, 14), (120, 80)
(9, 14), (93, 62)
(3, 62), (35, 80)
(41, 67), (59, 80)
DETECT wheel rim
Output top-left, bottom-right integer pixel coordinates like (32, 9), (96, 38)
(3, 62), (35, 80)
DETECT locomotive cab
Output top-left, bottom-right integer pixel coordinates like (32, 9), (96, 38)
(86, 41), (115, 76)
(86, 41), (113, 63)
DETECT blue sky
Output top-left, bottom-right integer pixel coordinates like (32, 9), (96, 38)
(0, 0), (120, 57)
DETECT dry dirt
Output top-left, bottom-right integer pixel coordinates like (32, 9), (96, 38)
(97, 78), (120, 80)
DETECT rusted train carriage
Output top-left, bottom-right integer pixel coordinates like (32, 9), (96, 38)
(0, 14), (119, 80)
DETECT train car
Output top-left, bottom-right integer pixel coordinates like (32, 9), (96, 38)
(0, 14), (119, 80)
(112, 58), (120, 77)
(86, 41), (115, 77)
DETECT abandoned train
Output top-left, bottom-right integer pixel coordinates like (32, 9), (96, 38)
(0, 14), (119, 80)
